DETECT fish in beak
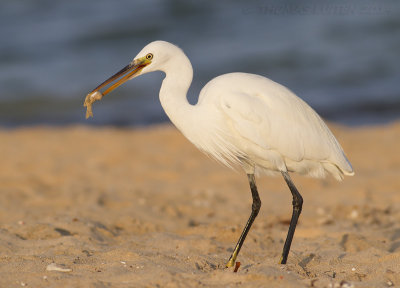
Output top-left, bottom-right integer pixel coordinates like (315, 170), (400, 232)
(84, 55), (152, 118)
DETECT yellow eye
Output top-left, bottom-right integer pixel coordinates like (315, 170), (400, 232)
(146, 53), (153, 60)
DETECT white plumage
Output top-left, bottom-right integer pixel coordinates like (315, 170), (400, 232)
(85, 40), (354, 266)
(136, 41), (354, 180)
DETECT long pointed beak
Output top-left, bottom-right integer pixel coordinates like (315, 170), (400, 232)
(84, 57), (150, 118)
(91, 58), (149, 96)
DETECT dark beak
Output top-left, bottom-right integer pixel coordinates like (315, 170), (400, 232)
(90, 58), (149, 96)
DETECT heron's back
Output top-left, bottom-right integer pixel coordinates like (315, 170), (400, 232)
(197, 73), (354, 180)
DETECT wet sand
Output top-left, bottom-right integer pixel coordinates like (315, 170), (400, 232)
(0, 122), (399, 287)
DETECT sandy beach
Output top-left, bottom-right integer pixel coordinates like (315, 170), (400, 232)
(0, 122), (399, 287)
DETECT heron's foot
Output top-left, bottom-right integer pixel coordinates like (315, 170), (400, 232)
(226, 258), (235, 268)
(226, 249), (238, 268)
(278, 255), (287, 265)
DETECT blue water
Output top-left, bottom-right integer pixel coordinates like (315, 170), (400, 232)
(0, 0), (399, 127)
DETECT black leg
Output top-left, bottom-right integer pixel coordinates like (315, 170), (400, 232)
(226, 174), (261, 268)
(279, 171), (303, 264)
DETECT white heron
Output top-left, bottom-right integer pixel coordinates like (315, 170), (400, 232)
(84, 40), (354, 267)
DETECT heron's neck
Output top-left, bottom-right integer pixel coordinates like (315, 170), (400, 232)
(159, 57), (196, 136)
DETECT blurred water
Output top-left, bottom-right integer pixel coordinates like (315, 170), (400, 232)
(0, 0), (399, 127)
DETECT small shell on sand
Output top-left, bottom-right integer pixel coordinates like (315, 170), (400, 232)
(84, 91), (103, 119)
(46, 263), (72, 272)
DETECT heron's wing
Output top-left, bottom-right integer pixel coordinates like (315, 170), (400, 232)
(219, 89), (333, 162)
(201, 73), (352, 175)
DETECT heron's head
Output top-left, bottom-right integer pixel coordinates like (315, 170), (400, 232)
(88, 41), (186, 97)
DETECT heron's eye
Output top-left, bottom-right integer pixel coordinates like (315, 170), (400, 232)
(146, 53), (153, 60)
